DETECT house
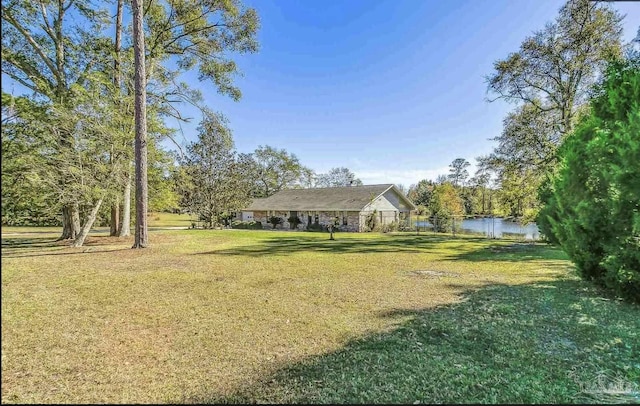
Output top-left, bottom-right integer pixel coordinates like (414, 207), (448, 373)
(242, 184), (416, 232)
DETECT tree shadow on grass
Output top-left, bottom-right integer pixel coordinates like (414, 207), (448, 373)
(0, 230), (61, 235)
(1, 235), (130, 258)
(446, 241), (570, 262)
(195, 234), (479, 257)
(200, 280), (639, 404)
(1, 236), (63, 249)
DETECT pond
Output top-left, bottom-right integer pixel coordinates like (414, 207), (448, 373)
(415, 217), (541, 240)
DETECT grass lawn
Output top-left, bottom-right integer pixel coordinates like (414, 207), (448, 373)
(147, 212), (197, 228)
(1, 227), (638, 403)
(0, 212), (193, 237)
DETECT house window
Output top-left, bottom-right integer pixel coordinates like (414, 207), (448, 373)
(314, 213), (319, 224)
(343, 211), (348, 226)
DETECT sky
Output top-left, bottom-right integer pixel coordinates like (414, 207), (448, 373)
(4, 0), (639, 187)
(171, 0), (639, 187)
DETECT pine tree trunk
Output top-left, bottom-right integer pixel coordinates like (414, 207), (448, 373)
(119, 170), (132, 237)
(114, 0), (123, 86)
(110, 0), (124, 238)
(71, 198), (104, 248)
(132, 0), (148, 248)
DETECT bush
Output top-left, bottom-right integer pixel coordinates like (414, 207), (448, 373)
(231, 220), (263, 230)
(431, 213), (453, 233)
(364, 210), (380, 232)
(288, 216), (302, 230)
(538, 59), (640, 303)
(306, 222), (325, 232)
(268, 216), (283, 229)
(398, 222), (412, 232)
(381, 221), (399, 233)
(1, 212), (61, 227)
(250, 221), (262, 230)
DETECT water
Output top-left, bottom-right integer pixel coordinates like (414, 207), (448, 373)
(415, 217), (541, 240)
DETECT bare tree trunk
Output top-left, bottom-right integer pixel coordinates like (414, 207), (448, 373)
(119, 170), (132, 237)
(72, 203), (80, 231)
(110, 199), (120, 236)
(60, 206), (74, 240)
(60, 207), (71, 239)
(132, 0), (148, 248)
(59, 203), (81, 240)
(71, 198), (104, 248)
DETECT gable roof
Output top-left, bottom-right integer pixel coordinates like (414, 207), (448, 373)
(244, 184), (415, 211)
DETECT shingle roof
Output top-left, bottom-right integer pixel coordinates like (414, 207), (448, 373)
(244, 184), (404, 211)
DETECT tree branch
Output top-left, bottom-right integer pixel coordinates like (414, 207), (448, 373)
(38, 0), (57, 42)
(1, 71), (43, 94)
(162, 23), (229, 53)
(1, 8), (60, 84)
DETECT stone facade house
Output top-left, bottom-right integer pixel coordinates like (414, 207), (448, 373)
(241, 184), (415, 232)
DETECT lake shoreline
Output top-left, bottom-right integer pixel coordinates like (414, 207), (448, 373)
(414, 217), (541, 240)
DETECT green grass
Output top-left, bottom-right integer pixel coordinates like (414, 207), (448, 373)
(1, 228), (638, 403)
(0, 212), (192, 236)
(148, 212), (196, 228)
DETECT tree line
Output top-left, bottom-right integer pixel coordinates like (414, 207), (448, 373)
(405, 158), (485, 233)
(2, 87), (366, 232)
(479, 0), (638, 302)
(405, 0), (638, 300)
(1, 0), (260, 247)
(173, 113), (365, 229)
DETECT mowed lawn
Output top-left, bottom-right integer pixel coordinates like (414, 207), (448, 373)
(1, 224), (639, 403)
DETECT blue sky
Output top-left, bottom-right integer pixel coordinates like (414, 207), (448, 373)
(173, 0), (639, 187)
(4, 0), (639, 187)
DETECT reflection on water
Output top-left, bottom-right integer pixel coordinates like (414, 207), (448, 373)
(416, 217), (540, 240)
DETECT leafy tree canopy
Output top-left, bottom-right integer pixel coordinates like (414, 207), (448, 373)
(250, 145), (311, 197)
(315, 167), (363, 188)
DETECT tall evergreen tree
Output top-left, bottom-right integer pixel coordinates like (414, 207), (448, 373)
(448, 158), (470, 187)
(180, 113), (253, 228)
(538, 57), (639, 302)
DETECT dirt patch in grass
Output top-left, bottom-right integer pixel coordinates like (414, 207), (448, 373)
(407, 270), (460, 278)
